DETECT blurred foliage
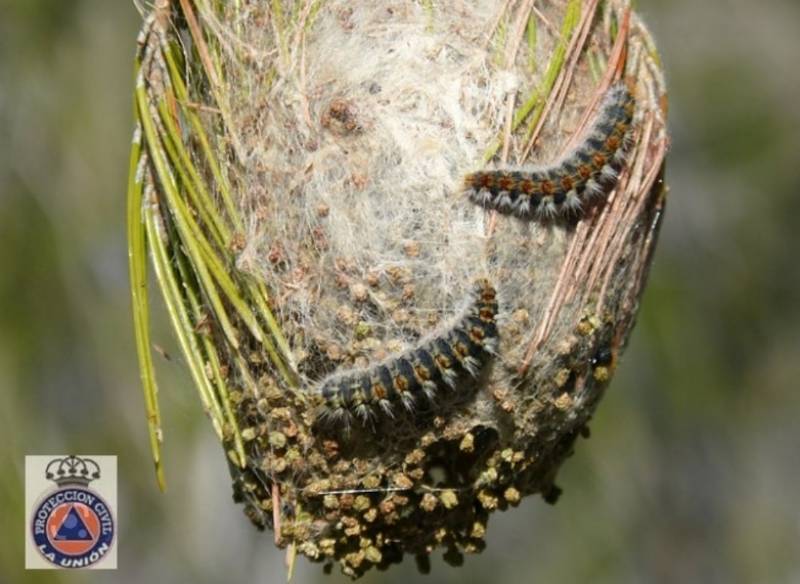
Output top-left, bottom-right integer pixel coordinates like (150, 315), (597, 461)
(1, 0), (798, 583)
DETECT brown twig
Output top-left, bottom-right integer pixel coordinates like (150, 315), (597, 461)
(482, 0), (515, 51)
(518, 3), (626, 375)
(488, 0), (538, 239)
(272, 483), (282, 545)
(595, 134), (667, 315)
(177, 0), (246, 161)
(519, 0), (600, 162)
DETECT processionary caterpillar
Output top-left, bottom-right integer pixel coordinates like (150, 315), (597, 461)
(313, 279), (499, 430)
(464, 82), (636, 219)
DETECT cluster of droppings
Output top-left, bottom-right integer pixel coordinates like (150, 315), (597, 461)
(224, 367), (622, 578)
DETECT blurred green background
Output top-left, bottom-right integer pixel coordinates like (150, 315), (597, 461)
(1, 1), (798, 582)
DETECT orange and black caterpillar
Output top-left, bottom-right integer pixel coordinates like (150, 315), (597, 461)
(314, 279), (499, 430)
(464, 82), (636, 219)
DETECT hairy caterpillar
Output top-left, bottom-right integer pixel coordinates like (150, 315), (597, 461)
(464, 82), (636, 219)
(313, 279), (499, 430)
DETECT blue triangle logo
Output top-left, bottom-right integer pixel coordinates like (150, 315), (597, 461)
(54, 505), (93, 540)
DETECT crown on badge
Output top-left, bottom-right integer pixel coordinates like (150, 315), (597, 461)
(45, 455), (101, 487)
